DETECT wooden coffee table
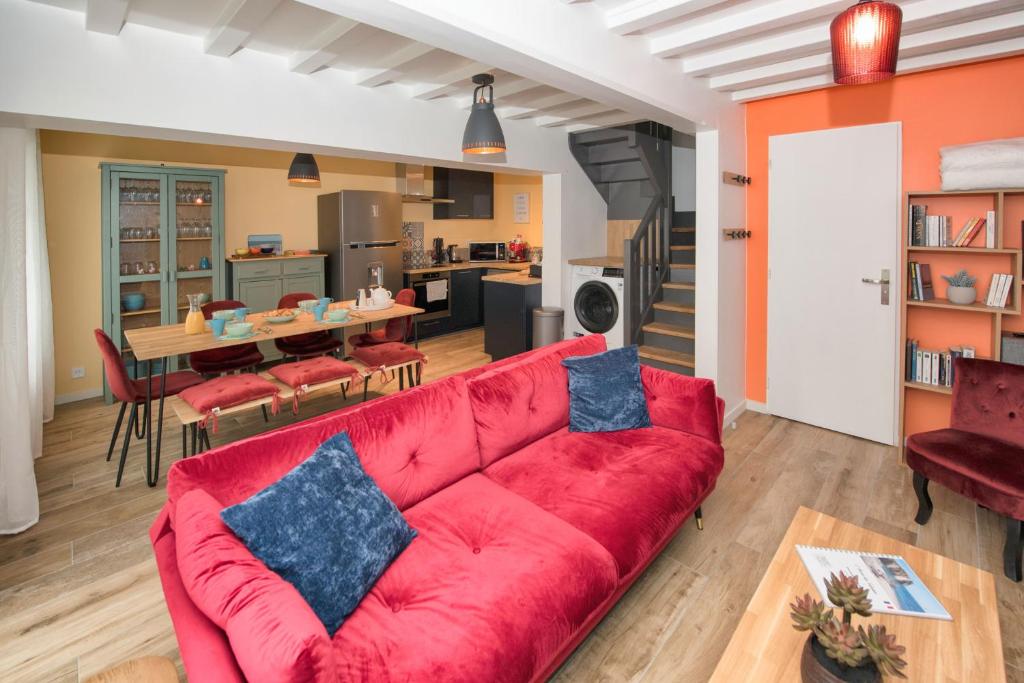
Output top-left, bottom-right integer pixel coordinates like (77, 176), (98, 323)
(709, 506), (1005, 682)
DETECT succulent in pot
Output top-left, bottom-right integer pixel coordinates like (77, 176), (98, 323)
(942, 269), (976, 305)
(790, 572), (907, 682)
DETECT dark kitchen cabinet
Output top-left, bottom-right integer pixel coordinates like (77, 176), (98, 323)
(483, 280), (542, 361)
(451, 268), (482, 328)
(433, 168), (493, 220)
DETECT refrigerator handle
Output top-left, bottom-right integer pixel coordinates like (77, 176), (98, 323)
(349, 241), (401, 248)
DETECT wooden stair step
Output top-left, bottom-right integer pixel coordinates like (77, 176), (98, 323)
(670, 245), (695, 251)
(670, 263), (695, 270)
(662, 282), (695, 291)
(638, 345), (696, 368)
(652, 302), (695, 315)
(672, 227), (695, 233)
(643, 321), (695, 339)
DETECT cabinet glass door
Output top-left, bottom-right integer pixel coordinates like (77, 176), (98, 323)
(170, 176), (219, 368)
(114, 173), (166, 374)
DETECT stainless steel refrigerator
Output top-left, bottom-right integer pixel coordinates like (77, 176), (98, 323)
(317, 190), (403, 302)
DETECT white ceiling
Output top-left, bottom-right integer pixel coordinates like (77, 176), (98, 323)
(578, 0), (1024, 101)
(25, 0), (643, 132)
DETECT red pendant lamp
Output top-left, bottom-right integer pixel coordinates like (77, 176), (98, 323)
(830, 0), (902, 85)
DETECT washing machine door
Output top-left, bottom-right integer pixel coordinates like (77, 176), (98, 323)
(574, 280), (619, 334)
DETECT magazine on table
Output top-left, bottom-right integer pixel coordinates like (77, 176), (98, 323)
(795, 545), (952, 621)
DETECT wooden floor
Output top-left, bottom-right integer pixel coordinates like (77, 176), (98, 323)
(1, 328), (1021, 682)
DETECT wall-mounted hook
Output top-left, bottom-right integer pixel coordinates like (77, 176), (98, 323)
(722, 229), (752, 240)
(722, 171), (752, 187)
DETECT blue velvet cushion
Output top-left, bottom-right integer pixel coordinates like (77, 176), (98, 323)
(561, 345), (652, 433)
(220, 432), (417, 634)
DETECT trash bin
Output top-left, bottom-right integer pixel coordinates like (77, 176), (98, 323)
(532, 307), (564, 349)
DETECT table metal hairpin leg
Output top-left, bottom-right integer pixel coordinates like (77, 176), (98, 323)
(190, 424), (197, 456)
(145, 356), (168, 487)
(414, 319), (419, 349)
(181, 425), (187, 459)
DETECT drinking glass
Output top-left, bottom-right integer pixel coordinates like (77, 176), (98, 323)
(120, 263), (130, 276)
(145, 261), (158, 274)
(133, 261), (145, 274)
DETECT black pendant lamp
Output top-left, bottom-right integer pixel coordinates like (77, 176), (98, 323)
(463, 74), (506, 155)
(288, 153), (320, 184)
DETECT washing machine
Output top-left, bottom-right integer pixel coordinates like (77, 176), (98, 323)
(570, 265), (625, 349)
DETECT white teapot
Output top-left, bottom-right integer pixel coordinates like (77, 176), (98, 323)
(371, 287), (392, 306)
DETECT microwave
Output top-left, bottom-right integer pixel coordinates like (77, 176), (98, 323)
(469, 241), (507, 262)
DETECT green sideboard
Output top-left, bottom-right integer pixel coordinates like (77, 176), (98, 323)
(227, 255), (327, 361)
(101, 163), (226, 401)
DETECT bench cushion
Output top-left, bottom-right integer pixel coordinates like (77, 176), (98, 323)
(331, 474), (618, 682)
(179, 374), (279, 417)
(484, 425), (724, 577)
(268, 356), (361, 390)
(349, 342), (425, 369)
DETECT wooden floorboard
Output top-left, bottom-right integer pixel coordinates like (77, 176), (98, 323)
(1, 329), (1022, 682)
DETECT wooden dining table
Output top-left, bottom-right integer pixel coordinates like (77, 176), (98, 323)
(123, 300), (424, 486)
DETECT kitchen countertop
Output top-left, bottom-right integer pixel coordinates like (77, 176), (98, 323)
(481, 271), (542, 286)
(567, 256), (624, 268)
(403, 262), (531, 275)
(226, 253), (326, 262)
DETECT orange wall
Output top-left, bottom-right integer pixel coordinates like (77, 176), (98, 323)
(745, 56), (1024, 415)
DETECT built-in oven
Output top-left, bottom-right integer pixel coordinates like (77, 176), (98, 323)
(408, 271), (451, 321)
(469, 241), (506, 263)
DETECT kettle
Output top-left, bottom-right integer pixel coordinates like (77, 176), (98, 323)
(446, 244), (461, 263)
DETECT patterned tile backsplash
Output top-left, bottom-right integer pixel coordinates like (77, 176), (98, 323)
(401, 222), (426, 268)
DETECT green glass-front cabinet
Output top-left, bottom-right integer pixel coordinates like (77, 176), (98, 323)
(100, 163), (226, 401)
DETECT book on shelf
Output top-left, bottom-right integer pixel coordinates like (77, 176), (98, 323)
(953, 217), (986, 247)
(905, 341), (973, 387)
(909, 204), (926, 246)
(986, 210), (996, 248)
(907, 261), (935, 301)
(907, 207), (994, 248)
(985, 273), (1014, 308)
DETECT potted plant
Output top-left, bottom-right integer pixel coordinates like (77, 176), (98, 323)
(942, 269), (976, 305)
(790, 572), (907, 682)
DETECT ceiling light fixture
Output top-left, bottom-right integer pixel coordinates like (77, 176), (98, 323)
(830, 0), (902, 85)
(288, 153), (320, 184)
(462, 74), (506, 155)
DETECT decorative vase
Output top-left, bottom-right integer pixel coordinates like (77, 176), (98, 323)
(946, 285), (977, 305)
(800, 635), (881, 683)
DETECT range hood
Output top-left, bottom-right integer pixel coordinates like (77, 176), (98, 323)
(397, 163), (454, 204)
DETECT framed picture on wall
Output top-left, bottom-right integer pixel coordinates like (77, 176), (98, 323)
(513, 192), (529, 224)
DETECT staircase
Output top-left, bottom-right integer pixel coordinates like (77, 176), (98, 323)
(569, 122), (696, 376)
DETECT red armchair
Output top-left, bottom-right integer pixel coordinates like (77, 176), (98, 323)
(188, 300), (264, 375)
(274, 292), (343, 360)
(347, 288), (416, 348)
(907, 357), (1024, 581)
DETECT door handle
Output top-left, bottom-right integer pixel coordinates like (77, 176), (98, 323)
(861, 269), (890, 305)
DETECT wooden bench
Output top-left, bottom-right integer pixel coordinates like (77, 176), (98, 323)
(348, 354), (427, 401)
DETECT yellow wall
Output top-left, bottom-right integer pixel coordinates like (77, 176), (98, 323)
(40, 131), (543, 399)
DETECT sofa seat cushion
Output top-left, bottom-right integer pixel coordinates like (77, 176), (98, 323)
(907, 428), (1024, 519)
(332, 473), (618, 682)
(484, 426), (724, 577)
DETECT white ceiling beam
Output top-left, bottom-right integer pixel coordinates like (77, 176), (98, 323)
(607, 0), (732, 35)
(731, 35), (1024, 101)
(501, 92), (585, 119)
(535, 102), (619, 127)
(288, 16), (359, 74)
(564, 112), (645, 133)
(455, 77), (543, 108)
(204, 0), (282, 57)
(649, 0), (848, 58)
(84, 0), (129, 35)
(353, 42), (435, 87)
(409, 62), (491, 99)
(708, 8), (1024, 91)
(683, 0), (1022, 76)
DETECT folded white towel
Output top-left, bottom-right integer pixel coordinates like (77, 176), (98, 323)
(941, 137), (1024, 172)
(425, 278), (448, 303)
(941, 166), (1024, 191)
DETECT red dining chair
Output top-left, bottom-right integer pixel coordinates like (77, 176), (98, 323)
(907, 357), (1024, 581)
(94, 329), (205, 487)
(347, 288), (416, 349)
(274, 292), (343, 360)
(188, 299), (264, 375)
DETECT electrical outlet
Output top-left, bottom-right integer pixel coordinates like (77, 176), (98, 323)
(71, 367), (85, 379)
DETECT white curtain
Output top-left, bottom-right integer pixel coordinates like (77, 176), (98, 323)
(0, 128), (55, 534)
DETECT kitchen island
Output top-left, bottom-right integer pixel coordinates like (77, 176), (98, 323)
(482, 270), (542, 361)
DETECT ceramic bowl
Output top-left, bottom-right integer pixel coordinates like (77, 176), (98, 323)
(121, 292), (145, 312)
(224, 322), (254, 338)
(265, 312), (298, 324)
(212, 310), (236, 321)
(234, 248), (249, 257)
(297, 299), (319, 312)
(260, 246), (275, 254)
(249, 247), (261, 255)
(326, 309), (350, 322)
(198, 292), (212, 304)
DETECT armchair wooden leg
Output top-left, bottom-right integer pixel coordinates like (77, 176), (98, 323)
(913, 472), (933, 525)
(1005, 517), (1023, 582)
(694, 506), (703, 531)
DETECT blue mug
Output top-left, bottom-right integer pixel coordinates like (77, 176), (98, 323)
(234, 307), (249, 321)
(313, 304), (326, 321)
(210, 317), (227, 337)
(319, 297), (333, 308)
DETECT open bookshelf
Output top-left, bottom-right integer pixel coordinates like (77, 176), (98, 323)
(898, 188), (1024, 459)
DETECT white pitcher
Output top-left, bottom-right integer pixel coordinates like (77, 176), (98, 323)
(371, 287), (392, 306)
(356, 289), (368, 308)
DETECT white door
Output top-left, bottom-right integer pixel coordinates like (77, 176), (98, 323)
(767, 123), (901, 445)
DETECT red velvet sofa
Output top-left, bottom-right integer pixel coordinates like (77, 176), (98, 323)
(150, 335), (725, 682)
